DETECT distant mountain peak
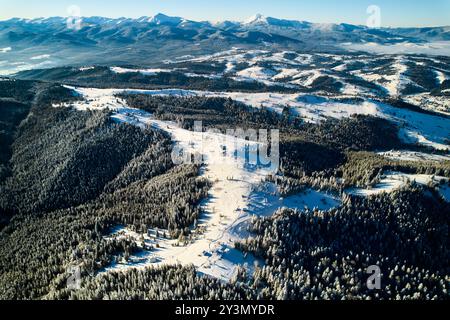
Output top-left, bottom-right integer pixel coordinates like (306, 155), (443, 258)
(148, 13), (184, 25)
(244, 14), (267, 25)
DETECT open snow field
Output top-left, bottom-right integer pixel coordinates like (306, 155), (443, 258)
(347, 171), (450, 201)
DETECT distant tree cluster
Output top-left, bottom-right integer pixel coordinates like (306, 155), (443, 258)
(17, 66), (294, 93)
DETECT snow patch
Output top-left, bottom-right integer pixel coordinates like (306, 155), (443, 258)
(378, 150), (450, 162)
(347, 172), (449, 198)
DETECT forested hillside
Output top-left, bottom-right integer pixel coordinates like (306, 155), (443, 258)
(237, 186), (450, 300)
(0, 77), (449, 301)
(16, 67), (293, 93)
(20, 185), (447, 301)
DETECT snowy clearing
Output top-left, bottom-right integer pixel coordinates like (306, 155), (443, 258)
(347, 171), (450, 201)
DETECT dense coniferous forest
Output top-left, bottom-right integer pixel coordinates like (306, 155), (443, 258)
(16, 67), (295, 93)
(0, 100), (30, 181)
(0, 107), (159, 214)
(49, 265), (253, 300)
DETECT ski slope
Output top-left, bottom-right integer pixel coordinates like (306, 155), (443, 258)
(55, 86), (341, 281)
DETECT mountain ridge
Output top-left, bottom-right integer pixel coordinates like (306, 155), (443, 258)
(2, 12), (449, 29)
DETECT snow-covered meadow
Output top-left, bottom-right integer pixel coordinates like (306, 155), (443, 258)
(51, 81), (450, 281)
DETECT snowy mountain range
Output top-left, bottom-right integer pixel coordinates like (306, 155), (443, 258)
(2, 13), (450, 45)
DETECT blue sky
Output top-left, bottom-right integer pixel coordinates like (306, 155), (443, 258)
(1, 0), (449, 27)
